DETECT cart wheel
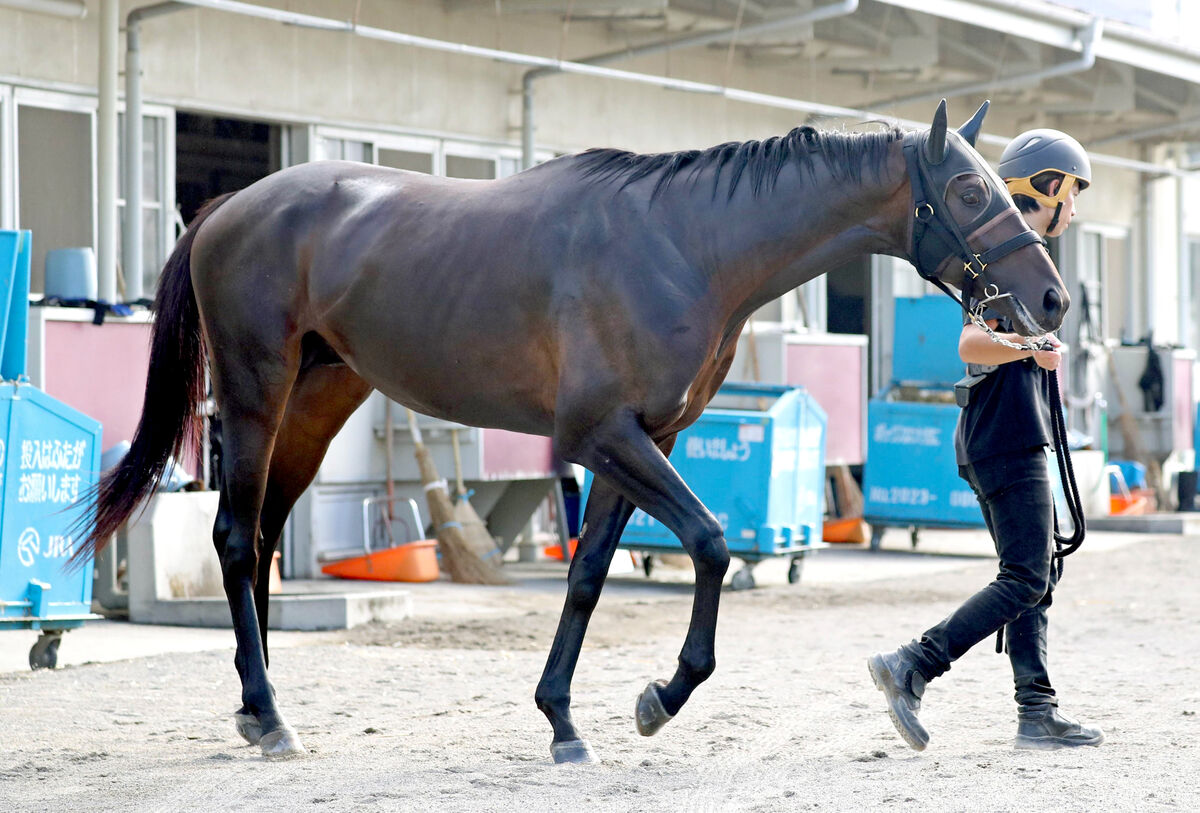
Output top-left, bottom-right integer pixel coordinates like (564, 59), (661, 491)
(787, 556), (805, 585)
(869, 526), (884, 551)
(642, 554), (654, 578)
(910, 527), (920, 549)
(29, 632), (62, 671)
(730, 566), (756, 591)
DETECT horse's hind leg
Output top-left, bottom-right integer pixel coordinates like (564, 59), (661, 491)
(535, 477), (636, 763)
(231, 361), (373, 749)
(206, 317), (309, 758)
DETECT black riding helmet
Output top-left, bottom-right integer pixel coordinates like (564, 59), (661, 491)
(998, 129), (1091, 232)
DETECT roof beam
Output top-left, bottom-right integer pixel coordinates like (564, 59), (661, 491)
(874, 0), (1200, 86)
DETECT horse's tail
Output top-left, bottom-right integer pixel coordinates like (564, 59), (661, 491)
(74, 192), (236, 563)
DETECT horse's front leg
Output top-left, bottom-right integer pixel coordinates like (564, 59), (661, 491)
(561, 413), (730, 748)
(535, 478), (635, 763)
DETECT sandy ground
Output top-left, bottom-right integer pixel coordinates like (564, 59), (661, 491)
(1, 530), (1198, 812)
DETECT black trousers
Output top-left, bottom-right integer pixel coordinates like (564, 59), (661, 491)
(905, 447), (1058, 706)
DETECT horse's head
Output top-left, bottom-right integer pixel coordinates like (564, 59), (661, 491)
(904, 100), (1069, 335)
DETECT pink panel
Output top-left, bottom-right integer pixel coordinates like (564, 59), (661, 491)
(43, 320), (152, 456)
(785, 342), (864, 464)
(481, 428), (555, 479)
(1173, 356), (1193, 452)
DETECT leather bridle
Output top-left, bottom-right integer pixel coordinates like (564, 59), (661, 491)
(903, 132), (1046, 322)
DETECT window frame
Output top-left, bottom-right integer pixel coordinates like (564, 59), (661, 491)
(12, 87), (98, 257)
(117, 103), (175, 298)
(0, 84), (12, 231)
(1071, 220), (1129, 344)
(313, 124), (548, 179)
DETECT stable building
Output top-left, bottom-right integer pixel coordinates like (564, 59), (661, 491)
(3, 0), (1200, 579)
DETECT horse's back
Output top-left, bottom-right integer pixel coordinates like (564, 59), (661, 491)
(188, 160), (584, 431)
(187, 158), (716, 435)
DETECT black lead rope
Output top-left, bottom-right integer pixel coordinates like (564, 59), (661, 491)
(1047, 366), (1086, 561)
(995, 363), (1086, 654)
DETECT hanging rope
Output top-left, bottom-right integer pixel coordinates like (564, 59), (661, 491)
(723, 0), (748, 88)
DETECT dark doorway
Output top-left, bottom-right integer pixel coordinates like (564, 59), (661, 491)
(827, 256), (871, 335)
(175, 112), (280, 224)
(175, 112), (280, 492)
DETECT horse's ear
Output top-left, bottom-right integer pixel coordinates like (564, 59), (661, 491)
(925, 99), (948, 164)
(957, 100), (990, 147)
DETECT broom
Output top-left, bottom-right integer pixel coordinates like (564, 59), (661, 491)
(450, 428), (505, 562)
(405, 408), (507, 585)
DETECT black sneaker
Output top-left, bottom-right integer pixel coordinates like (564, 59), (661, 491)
(1014, 704), (1104, 750)
(868, 650), (930, 751)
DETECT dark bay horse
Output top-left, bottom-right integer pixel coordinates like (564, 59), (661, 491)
(81, 100), (1067, 761)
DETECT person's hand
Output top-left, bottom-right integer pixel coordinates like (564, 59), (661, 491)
(1032, 334), (1063, 371)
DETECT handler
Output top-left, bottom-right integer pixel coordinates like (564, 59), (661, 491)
(868, 129), (1104, 752)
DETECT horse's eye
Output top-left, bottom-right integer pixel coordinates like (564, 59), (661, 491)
(962, 191), (980, 206)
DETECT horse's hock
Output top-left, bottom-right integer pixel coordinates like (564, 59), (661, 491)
(103, 492), (413, 630)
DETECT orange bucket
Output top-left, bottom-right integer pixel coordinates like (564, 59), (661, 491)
(823, 517), (868, 544)
(543, 538), (579, 561)
(1109, 493), (1148, 516)
(320, 540), (440, 582)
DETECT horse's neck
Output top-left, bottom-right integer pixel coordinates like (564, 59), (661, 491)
(672, 153), (910, 325)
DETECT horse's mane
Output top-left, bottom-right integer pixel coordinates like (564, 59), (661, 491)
(574, 124), (905, 202)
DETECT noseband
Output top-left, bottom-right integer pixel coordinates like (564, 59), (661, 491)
(903, 134), (1045, 329)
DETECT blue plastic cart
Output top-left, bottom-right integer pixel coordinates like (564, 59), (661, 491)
(0, 231), (103, 669)
(584, 382), (827, 589)
(863, 296), (986, 549)
(862, 396), (984, 549)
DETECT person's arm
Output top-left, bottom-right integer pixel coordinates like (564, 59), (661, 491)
(959, 320), (1063, 371)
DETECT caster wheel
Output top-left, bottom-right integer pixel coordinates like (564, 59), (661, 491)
(29, 633), (62, 670)
(787, 556), (804, 584)
(642, 554), (654, 578)
(730, 566), (756, 591)
(869, 527), (884, 551)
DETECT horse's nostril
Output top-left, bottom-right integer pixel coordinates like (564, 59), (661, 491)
(1043, 288), (1063, 316)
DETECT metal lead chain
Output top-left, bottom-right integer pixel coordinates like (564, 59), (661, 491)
(967, 307), (1047, 352)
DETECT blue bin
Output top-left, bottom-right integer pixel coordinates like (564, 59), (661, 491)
(0, 230), (32, 380)
(583, 383), (827, 582)
(0, 384), (103, 659)
(862, 398), (984, 533)
(0, 231), (103, 668)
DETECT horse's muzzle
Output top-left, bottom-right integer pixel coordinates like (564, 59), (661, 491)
(1041, 286), (1069, 330)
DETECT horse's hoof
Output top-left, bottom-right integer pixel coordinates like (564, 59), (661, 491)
(635, 680), (673, 737)
(550, 739), (598, 764)
(259, 726), (305, 759)
(234, 712), (262, 746)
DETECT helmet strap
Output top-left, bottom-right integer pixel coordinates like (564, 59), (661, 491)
(1047, 202), (1063, 234)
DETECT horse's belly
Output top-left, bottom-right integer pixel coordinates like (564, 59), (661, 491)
(332, 324), (558, 436)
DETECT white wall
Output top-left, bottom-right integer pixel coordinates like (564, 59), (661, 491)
(0, 0), (1186, 351)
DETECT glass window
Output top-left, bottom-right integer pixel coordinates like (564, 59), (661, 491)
(499, 156), (521, 179)
(320, 137), (371, 162)
(1078, 230), (1105, 343)
(445, 154), (495, 180)
(142, 116), (160, 201)
(18, 104), (94, 295)
(1189, 239), (1200, 349)
(379, 148), (433, 174)
(117, 111), (167, 300)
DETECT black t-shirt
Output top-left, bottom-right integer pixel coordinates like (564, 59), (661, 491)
(954, 307), (1054, 466)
